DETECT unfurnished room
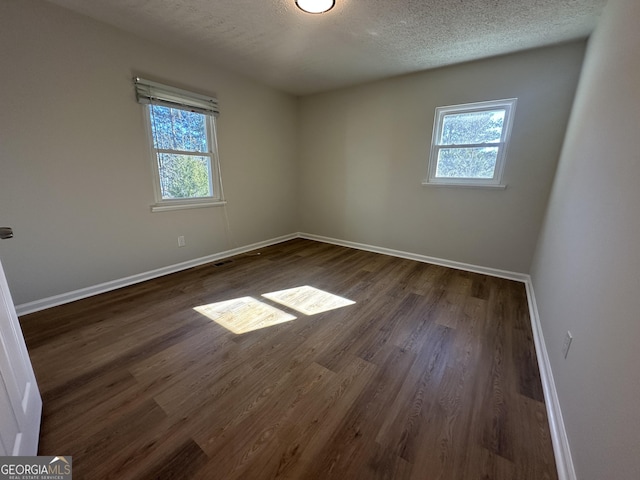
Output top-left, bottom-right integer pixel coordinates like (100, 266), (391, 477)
(0, 0), (638, 479)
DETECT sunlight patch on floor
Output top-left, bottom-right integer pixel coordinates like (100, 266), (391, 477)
(194, 297), (296, 334)
(262, 286), (355, 316)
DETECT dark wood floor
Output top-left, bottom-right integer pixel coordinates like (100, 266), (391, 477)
(20, 239), (557, 480)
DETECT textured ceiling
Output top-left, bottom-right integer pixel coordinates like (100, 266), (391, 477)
(43, 0), (607, 95)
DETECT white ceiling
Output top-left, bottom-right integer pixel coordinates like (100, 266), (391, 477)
(44, 0), (607, 95)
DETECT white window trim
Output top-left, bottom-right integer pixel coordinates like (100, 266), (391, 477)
(142, 105), (226, 212)
(423, 98), (517, 188)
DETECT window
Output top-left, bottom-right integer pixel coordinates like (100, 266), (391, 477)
(134, 78), (225, 211)
(425, 98), (517, 187)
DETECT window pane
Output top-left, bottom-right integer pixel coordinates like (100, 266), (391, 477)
(435, 147), (499, 179)
(150, 105), (208, 152)
(441, 110), (505, 145)
(157, 154), (212, 199)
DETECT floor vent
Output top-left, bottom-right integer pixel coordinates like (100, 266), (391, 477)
(213, 260), (233, 267)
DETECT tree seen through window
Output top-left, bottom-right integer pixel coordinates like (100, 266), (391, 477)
(149, 105), (213, 199)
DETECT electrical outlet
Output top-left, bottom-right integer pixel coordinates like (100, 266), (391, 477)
(562, 331), (573, 358)
(177, 236), (186, 247)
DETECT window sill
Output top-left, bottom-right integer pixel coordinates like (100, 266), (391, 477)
(421, 181), (507, 190)
(151, 200), (227, 212)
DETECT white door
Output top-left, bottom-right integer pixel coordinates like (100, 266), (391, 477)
(0, 227), (42, 455)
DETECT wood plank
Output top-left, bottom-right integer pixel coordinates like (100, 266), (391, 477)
(20, 238), (558, 479)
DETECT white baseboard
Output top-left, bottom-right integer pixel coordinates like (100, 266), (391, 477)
(16, 230), (573, 479)
(524, 280), (576, 480)
(298, 232), (529, 282)
(15, 233), (297, 316)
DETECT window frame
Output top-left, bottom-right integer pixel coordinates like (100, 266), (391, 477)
(424, 98), (517, 188)
(143, 104), (226, 212)
(134, 77), (225, 212)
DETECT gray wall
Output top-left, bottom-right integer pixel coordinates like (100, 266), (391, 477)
(530, 0), (640, 478)
(297, 42), (586, 273)
(0, 3), (590, 306)
(0, 0), (298, 305)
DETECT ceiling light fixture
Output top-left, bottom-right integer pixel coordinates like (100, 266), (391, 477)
(295, 0), (335, 14)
